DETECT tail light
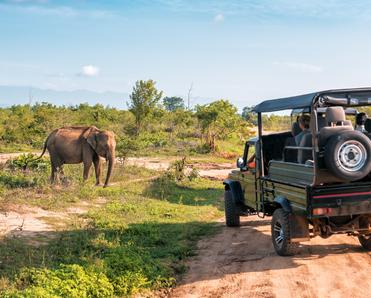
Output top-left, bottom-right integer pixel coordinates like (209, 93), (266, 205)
(313, 208), (333, 216)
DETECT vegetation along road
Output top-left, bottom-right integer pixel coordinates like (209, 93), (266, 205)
(0, 153), (369, 297)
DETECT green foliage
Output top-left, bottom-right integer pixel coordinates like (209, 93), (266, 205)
(128, 80), (163, 134)
(0, 154), (50, 189)
(165, 157), (199, 182)
(5, 264), (114, 298)
(0, 103), (133, 152)
(195, 100), (243, 151)
(241, 106), (257, 124)
(163, 96), (185, 112)
(0, 172), (39, 188)
(0, 164), (223, 297)
(6, 153), (50, 172)
(262, 114), (291, 131)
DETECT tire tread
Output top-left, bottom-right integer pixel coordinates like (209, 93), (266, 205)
(271, 209), (299, 256)
(224, 190), (240, 227)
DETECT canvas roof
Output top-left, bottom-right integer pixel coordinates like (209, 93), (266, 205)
(253, 88), (371, 113)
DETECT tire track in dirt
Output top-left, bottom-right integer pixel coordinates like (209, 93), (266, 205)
(170, 216), (371, 298)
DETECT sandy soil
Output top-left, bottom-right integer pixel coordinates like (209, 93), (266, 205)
(0, 153), (234, 180)
(0, 199), (107, 244)
(170, 216), (371, 298)
(0, 205), (66, 245)
(126, 157), (233, 180)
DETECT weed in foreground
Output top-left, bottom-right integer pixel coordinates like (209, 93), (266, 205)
(0, 164), (223, 297)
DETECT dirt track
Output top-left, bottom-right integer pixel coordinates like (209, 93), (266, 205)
(170, 216), (371, 298)
(0, 153), (233, 180)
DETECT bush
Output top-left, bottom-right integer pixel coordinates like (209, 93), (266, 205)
(0, 172), (41, 188)
(103, 244), (172, 295)
(7, 154), (50, 172)
(165, 157), (199, 182)
(190, 144), (212, 154)
(116, 133), (169, 159)
(7, 264), (114, 298)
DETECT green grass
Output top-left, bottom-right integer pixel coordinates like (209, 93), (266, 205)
(0, 160), (224, 297)
(0, 144), (35, 154)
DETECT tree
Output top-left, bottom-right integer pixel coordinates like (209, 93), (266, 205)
(241, 106), (257, 125)
(127, 80), (163, 134)
(195, 100), (241, 151)
(163, 96), (185, 111)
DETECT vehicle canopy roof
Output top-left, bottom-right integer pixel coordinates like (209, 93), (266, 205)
(253, 87), (371, 113)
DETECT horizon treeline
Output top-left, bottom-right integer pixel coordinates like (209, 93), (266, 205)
(0, 80), (290, 157)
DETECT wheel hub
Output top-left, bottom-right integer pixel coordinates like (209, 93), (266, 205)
(274, 222), (284, 247)
(337, 140), (367, 172)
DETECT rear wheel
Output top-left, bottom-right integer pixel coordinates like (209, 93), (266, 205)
(224, 190), (240, 227)
(271, 209), (299, 256)
(358, 234), (371, 250)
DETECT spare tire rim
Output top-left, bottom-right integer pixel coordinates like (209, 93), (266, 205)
(337, 140), (367, 172)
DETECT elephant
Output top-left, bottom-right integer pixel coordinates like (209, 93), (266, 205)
(37, 126), (116, 187)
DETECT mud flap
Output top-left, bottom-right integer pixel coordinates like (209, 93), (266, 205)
(289, 214), (310, 242)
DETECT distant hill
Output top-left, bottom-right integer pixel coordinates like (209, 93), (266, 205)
(0, 85), (129, 108)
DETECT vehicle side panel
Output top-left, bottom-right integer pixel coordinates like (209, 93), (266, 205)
(263, 180), (308, 216)
(269, 161), (314, 185)
(228, 170), (256, 210)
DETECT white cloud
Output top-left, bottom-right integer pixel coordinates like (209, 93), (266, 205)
(80, 65), (100, 77)
(274, 61), (323, 73)
(214, 13), (224, 22)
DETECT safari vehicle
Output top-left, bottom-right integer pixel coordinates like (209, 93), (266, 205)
(224, 88), (371, 256)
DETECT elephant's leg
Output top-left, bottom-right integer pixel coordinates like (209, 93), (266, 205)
(50, 158), (62, 184)
(50, 164), (58, 184)
(59, 165), (65, 176)
(83, 159), (93, 181)
(59, 164), (67, 183)
(93, 154), (102, 186)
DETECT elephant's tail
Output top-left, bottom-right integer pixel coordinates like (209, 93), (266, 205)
(22, 135), (49, 170)
(32, 135), (49, 161)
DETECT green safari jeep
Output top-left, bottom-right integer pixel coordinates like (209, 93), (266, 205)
(224, 88), (371, 256)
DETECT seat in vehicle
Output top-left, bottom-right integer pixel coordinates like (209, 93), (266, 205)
(298, 133), (312, 164)
(319, 106), (353, 146)
(365, 118), (371, 133)
(283, 122), (302, 162)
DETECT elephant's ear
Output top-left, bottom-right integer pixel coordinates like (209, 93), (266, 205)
(83, 127), (99, 151)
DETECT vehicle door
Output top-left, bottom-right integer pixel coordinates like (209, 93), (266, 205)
(238, 143), (257, 209)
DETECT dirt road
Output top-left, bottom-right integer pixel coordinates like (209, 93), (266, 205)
(170, 216), (371, 298)
(0, 153), (234, 180)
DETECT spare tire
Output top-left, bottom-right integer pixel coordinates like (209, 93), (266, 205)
(324, 130), (371, 181)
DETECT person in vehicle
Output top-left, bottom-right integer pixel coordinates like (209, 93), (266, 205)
(355, 112), (368, 133)
(295, 114), (311, 146)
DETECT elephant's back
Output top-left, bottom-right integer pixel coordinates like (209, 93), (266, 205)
(47, 127), (87, 163)
(54, 127), (87, 140)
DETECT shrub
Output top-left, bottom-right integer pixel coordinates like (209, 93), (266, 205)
(167, 157), (199, 182)
(7, 264), (114, 298)
(190, 144), (212, 154)
(0, 172), (41, 188)
(7, 154), (50, 172)
(103, 244), (172, 295)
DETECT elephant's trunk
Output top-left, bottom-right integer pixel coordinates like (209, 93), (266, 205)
(104, 151), (115, 187)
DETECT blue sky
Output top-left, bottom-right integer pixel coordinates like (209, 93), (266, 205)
(1, 0), (371, 109)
